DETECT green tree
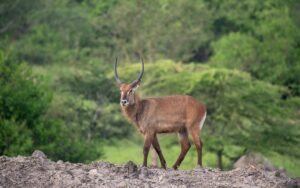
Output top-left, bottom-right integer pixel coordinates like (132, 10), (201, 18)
(0, 52), (103, 162)
(0, 51), (49, 155)
(94, 0), (212, 62)
(0, 119), (32, 156)
(211, 32), (260, 71)
(0, 0), (42, 36)
(207, 0), (300, 96)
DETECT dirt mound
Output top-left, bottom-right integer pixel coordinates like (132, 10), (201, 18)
(0, 150), (298, 188)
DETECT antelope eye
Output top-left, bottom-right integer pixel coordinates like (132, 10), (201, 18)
(128, 89), (133, 94)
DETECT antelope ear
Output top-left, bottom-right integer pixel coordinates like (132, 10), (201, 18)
(131, 79), (141, 88)
(132, 82), (140, 91)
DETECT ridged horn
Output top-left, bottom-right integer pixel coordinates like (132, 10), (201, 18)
(131, 57), (144, 86)
(114, 58), (122, 85)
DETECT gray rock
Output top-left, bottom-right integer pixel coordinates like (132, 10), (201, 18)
(124, 160), (138, 174)
(140, 166), (149, 178)
(32, 150), (47, 159)
(57, 160), (63, 164)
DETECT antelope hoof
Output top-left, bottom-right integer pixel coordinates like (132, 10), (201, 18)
(172, 165), (178, 170)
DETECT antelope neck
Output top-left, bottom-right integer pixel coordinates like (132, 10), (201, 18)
(121, 94), (141, 127)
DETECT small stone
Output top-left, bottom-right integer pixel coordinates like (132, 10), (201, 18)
(95, 161), (114, 168)
(275, 171), (281, 177)
(158, 175), (164, 182)
(57, 160), (63, 164)
(124, 161), (138, 174)
(117, 181), (127, 187)
(15, 155), (26, 162)
(140, 167), (149, 178)
(178, 185), (187, 188)
(32, 150), (47, 159)
(89, 169), (98, 175)
(0, 156), (8, 162)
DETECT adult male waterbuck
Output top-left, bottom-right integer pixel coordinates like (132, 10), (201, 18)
(114, 58), (207, 169)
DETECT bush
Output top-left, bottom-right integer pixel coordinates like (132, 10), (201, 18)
(0, 51), (103, 162)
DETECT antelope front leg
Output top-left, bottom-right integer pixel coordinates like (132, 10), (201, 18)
(142, 133), (154, 167)
(152, 134), (167, 169)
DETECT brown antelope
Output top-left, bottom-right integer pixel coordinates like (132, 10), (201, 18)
(114, 58), (207, 170)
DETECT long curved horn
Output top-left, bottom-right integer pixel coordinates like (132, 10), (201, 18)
(131, 57), (144, 86)
(114, 58), (122, 85)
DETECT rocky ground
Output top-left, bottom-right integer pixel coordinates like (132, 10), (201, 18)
(0, 151), (299, 188)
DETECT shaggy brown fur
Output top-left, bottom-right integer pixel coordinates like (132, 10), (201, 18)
(115, 58), (206, 169)
(118, 83), (206, 169)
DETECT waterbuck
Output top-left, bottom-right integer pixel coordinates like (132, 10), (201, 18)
(114, 58), (207, 169)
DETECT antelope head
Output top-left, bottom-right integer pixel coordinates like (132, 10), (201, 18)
(114, 58), (144, 107)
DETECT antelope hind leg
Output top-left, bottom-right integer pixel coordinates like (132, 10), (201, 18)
(172, 131), (191, 170)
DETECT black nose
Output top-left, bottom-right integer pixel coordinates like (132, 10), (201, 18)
(121, 99), (128, 105)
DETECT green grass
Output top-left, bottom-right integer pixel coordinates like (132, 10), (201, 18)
(100, 134), (217, 170)
(101, 136), (300, 177)
(267, 152), (300, 177)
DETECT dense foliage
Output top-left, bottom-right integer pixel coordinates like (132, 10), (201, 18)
(0, 52), (103, 162)
(0, 0), (299, 175)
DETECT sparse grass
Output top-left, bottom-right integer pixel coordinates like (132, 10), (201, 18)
(100, 135), (218, 170)
(267, 152), (300, 177)
(101, 136), (300, 177)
